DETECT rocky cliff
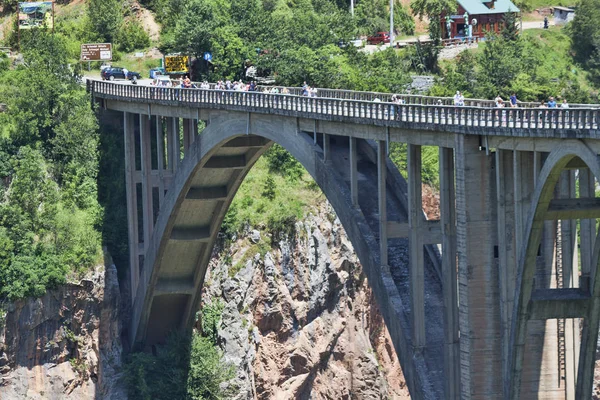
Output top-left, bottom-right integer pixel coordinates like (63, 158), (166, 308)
(0, 202), (410, 399)
(0, 261), (126, 400)
(203, 201), (410, 399)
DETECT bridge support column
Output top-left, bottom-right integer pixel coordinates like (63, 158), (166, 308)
(166, 117), (180, 172)
(349, 137), (358, 208)
(440, 147), (460, 399)
(455, 135), (502, 399)
(579, 169), (595, 290)
(183, 118), (192, 157)
(155, 116), (165, 205)
(140, 114), (154, 250)
(559, 171), (579, 400)
(408, 144), (425, 350)
(323, 133), (330, 162)
(513, 151), (563, 399)
(124, 112), (140, 301)
(378, 140), (388, 266)
(495, 149), (516, 388)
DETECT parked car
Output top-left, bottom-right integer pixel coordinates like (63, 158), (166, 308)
(367, 32), (390, 45)
(149, 67), (167, 79)
(101, 67), (141, 81)
(338, 38), (364, 48)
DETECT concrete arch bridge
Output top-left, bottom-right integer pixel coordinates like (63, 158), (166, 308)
(89, 80), (600, 400)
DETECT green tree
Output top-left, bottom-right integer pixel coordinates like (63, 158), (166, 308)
(570, 0), (600, 82)
(87, 0), (123, 43)
(262, 175), (277, 200)
(411, 0), (457, 40)
(501, 10), (519, 42)
(165, 0), (220, 58)
(187, 335), (236, 400)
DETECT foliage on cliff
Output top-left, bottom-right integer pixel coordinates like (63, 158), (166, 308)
(569, 0), (600, 86)
(124, 301), (235, 400)
(0, 30), (101, 302)
(432, 25), (598, 102)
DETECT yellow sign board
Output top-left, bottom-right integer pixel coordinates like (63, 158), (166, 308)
(165, 55), (189, 73)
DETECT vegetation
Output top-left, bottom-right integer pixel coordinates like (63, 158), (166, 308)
(124, 313), (235, 400)
(431, 25), (598, 103)
(569, 0), (600, 85)
(0, 30), (101, 302)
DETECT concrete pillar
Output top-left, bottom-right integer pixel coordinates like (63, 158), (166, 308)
(512, 151), (563, 399)
(124, 112), (140, 301)
(378, 140), (387, 266)
(454, 135), (502, 399)
(323, 133), (330, 162)
(349, 137), (358, 208)
(140, 114), (154, 249)
(155, 116), (165, 205)
(559, 170), (579, 400)
(440, 146), (460, 399)
(495, 148), (516, 387)
(169, 117), (180, 172)
(183, 118), (191, 157)
(579, 168), (595, 290)
(408, 144), (425, 350)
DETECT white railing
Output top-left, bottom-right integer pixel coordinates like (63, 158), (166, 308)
(89, 80), (600, 131)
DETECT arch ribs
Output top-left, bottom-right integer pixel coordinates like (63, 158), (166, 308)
(509, 140), (600, 400)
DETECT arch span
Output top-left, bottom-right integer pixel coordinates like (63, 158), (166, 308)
(129, 111), (445, 399)
(509, 140), (600, 399)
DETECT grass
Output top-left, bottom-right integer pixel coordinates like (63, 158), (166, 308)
(518, 0), (575, 12)
(521, 26), (595, 91)
(224, 156), (325, 237)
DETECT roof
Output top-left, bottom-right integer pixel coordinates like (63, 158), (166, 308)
(553, 6), (574, 12)
(458, 0), (520, 15)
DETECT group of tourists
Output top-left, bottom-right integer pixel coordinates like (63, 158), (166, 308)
(302, 82), (318, 97)
(450, 90), (571, 110)
(494, 94), (569, 109)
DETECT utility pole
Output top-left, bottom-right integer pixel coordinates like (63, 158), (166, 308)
(350, 0), (354, 16)
(390, 0), (395, 45)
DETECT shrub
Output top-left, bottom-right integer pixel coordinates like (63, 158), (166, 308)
(117, 19), (151, 52)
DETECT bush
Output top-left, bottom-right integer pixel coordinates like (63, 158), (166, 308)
(187, 335), (236, 400)
(264, 144), (303, 181)
(124, 331), (235, 400)
(117, 19), (151, 52)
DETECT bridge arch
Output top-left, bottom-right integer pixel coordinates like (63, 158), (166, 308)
(509, 140), (600, 399)
(128, 111), (441, 398)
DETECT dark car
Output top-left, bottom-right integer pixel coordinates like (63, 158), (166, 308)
(102, 67), (141, 81)
(367, 32), (390, 45)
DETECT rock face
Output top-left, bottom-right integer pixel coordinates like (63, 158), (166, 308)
(204, 201), (411, 399)
(0, 262), (126, 400)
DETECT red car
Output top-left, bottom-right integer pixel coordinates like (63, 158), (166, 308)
(367, 32), (390, 45)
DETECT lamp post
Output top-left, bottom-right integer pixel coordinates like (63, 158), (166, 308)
(351, 0), (354, 16)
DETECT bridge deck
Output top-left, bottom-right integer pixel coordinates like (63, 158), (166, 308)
(89, 80), (600, 137)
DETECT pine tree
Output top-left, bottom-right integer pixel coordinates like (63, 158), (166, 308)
(501, 10), (519, 42)
(87, 0), (123, 43)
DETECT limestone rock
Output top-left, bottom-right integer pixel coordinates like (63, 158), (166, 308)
(204, 200), (411, 399)
(0, 262), (127, 400)
(250, 229), (261, 244)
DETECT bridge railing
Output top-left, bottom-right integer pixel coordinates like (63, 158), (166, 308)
(90, 80), (600, 131)
(163, 81), (598, 110)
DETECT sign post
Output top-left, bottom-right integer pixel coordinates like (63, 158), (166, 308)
(80, 43), (113, 62)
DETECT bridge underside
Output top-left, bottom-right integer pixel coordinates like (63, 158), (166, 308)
(95, 95), (600, 400)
